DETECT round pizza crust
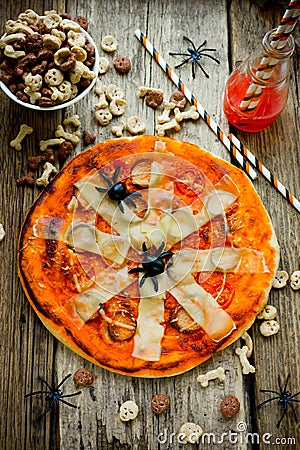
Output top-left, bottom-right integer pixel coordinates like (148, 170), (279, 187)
(18, 136), (279, 377)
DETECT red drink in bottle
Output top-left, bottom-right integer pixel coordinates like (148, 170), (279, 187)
(223, 29), (295, 133)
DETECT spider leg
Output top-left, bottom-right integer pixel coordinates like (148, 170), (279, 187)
(113, 166), (121, 184)
(151, 276), (159, 292)
(156, 241), (165, 255)
(129, 267), (144, 274)
(195, 59), (209, 78)
(60, 391), (82, 399)
(192, 60), (196, 79)
(37, 400), (55, 422)
(200, 53), (220, 64)
(260, 389), (281, 395)
(160, 251), (173, 259)
(130, 191), (143, 198)
(276, 409), (286, 428)
(287, 402), (298, 423)
(174, 57), (193, 70)
(95, 186), (107, 193)
(183, 36), (197, 51)
(139, 273), (148, 287)
(38, 375), (52, 391)
(257, 396), (281, 408)
(58, 398), (79, 408)
(124, 197), (137, 208)
(196, 40), (207, 51)
(118, 200), (125, 214)
(25, 390), (49, 398)
(142, 242), (148, 253)
(100, 171), (112, 187)
(56, 373), (72, 390)
(169, 52), (191, 57)
(283, 373), (291, 394)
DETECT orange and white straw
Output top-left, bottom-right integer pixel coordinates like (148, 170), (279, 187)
(135, 29), (300, 214)
(240, 0), (300, 111)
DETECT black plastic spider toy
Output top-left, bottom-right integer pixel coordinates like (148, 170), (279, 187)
(25, 372), (81, 421)
(257, 373), (300, 428)
(129, 242), (173, 292)
(169, 35), (220, 79)
(95, 166), (141, 213)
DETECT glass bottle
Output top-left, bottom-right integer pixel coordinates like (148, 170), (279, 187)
(223, 29), (295, 132)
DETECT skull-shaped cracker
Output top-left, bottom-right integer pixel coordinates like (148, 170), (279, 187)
(272, 270), (289, 288)
(290, 270), (300, 290)
(119, 400), (139, 422)
(259, 320), (280, 337)
(179, 422), (203, 444)
(151, 394), (170, 414)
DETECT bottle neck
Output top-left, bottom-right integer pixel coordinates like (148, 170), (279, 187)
(247, 29), (295, 86)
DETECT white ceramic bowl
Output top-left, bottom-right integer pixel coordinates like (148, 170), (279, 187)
(0, 18), (99, 111)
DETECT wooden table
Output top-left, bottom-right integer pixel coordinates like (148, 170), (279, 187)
(1, 1), (299, 449)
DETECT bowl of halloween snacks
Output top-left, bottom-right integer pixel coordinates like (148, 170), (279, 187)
(0, 9), (99, 111)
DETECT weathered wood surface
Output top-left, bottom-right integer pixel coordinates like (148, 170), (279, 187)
(0, 1), (299, 449)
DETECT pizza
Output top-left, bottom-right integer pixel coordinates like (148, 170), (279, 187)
(18, 136), (279, 377)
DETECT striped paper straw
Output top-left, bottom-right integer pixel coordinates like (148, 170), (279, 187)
(240, 0), (300, 111)
(229, 134), (300, 213)
(135, 29), (300, 214)
(134, 29), (257, 181)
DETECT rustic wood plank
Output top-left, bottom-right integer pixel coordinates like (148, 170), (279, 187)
(229, 1), (300, 448)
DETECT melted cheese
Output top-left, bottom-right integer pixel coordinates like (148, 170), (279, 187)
(170, 276), (236, 341)
(132, 277), (165, 361)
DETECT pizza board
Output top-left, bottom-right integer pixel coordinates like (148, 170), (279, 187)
(18, 136), (279, 377)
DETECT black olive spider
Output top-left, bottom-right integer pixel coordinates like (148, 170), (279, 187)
(95, 166), (141, 214)
(129, 242), (173, 292)
(25, 372), (81, 421)
(257, 373), (300, 428)
(169, 35), (220, 79)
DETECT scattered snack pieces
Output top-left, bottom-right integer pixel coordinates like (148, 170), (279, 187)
(36, 162), (57, 187)
(40, 138), (64, 152)
(63, 114), (81, 128)
(179, 422), (203, 444)
(119, 400), (139, 422)
(259, 320), (280, 337)
(99, 57), (110, 74)
(169, 90), (187, 111)
(272, 270), (289, 288)
(73, 367), (94, 387)
(157, 101), (175, 124)
(138, 86), (164, 98)
(109, 97), (128, 116)
(94, 84), (108, 109)
(94, 108), (112, 126)
(220, 395), (240, 418)
(197, 366), (226, 387)
(105, 84), (124, 101)
(151, 394), (170, 414)
(174, 105), (199, 122)
(145, 89), (164, 109)
(10, 124), (33, 151)
(55, 124), (80, 145)
(58, 141), (74, 161)
(126, 116), (146, 134)
(113, 56), (131, 74)
(257, 304), (277, 320)
(235, 346), (255, 374)
(290, 270), (300, 290)
(16, 171), (35, 186)
(101, 35), (118, 53)
(0, 9), (97, 107)
(82, 130), (96, 146)
(0, 223), (6, 241)
(241, 331), (253, 358)
(27, 149), (55, 170)
(111, 120), (126, 137)
(156, 118), (180, 136)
